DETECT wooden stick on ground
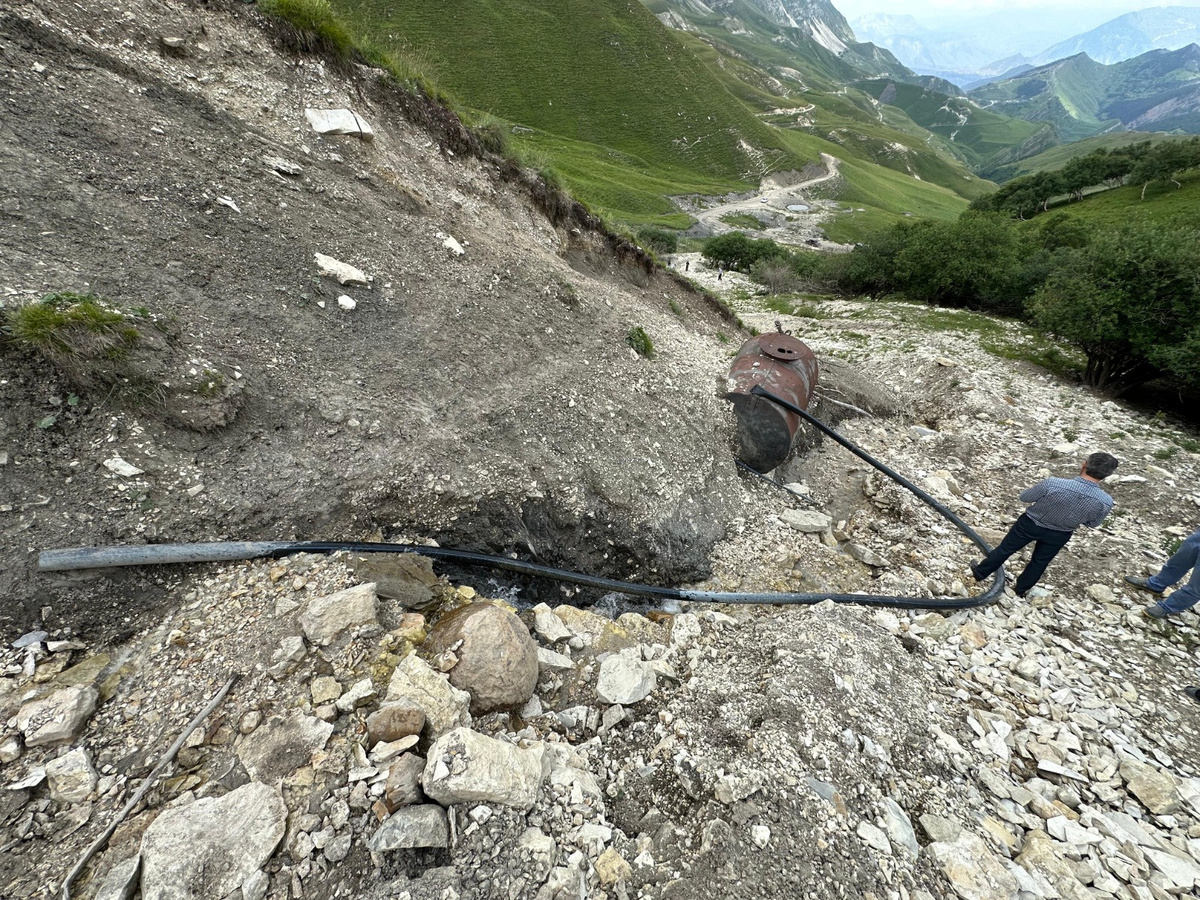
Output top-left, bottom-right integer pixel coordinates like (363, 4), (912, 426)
(61, 674), (241, 900)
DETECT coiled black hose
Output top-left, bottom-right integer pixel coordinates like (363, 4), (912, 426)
(38, 387), (1004, 610)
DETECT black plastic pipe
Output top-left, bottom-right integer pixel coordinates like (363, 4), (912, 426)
(39, 389), (1004, 610)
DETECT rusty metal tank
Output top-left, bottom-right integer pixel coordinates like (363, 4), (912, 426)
(726, 333), (818, 473)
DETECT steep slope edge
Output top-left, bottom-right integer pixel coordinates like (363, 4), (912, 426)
(0, 0), (747, 639)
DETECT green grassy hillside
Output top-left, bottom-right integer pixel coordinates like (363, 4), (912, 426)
(853, 79), (1045, 169)
(329, 0), (989, 230)
(333, 0), (805, 222)
(988, 131), (1180, 181)
(1036, 168), (1200, 227)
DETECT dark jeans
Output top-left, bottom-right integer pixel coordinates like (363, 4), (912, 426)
(974, 513), (1072, 596)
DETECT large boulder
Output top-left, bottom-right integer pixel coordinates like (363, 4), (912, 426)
(425, 602), (538, 714)
(139, 782), (287, 900)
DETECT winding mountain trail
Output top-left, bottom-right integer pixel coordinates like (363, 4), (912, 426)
(685, 152), (852, 249)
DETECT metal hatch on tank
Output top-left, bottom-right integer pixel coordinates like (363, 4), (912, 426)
(725, 332), (819, 473)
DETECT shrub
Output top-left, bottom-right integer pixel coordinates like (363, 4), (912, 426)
(636, 226), (679, 256)
(749, 259), (799, 295)
(626, 326), (654, 358)
(1030, 220), (1200, 395)
(701, 232), (788, 273)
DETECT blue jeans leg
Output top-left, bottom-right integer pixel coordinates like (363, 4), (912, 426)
(1154, 530), (1200, 613)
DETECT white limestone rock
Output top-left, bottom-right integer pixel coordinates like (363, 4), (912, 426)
(422, 727), (544, 809)
(928, 831), (1019, 900)
(385, 654), (472, 737)
(313, 251), (368, 286)
(299, 582), (378, 646)
(1120, 758), (1182, 814)
(369, 804), (449, 850)
(45, 747), (97, 803)
(532, 603), (572, 643)
(596, 654), (656, 705)
(93, 856), (140, 900)
(17, 685), (98, 747)
(780, 509), (832, 533)
(236, 711), (333, 784)
(139, 782), (286, 900)
(304, 108), (373, 139)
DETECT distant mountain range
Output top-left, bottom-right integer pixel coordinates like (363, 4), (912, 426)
(853, 6), (1200, 88)
(969, 44), (1200, 142)
(1031, 7), (1200, 66)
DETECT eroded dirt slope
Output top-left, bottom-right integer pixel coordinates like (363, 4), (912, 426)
(0, 0), (749, 641)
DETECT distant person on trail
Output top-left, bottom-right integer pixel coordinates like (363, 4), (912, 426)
(1125, 527), (1200, 619)
(685, 260), (689, 272)
(717, 265), (724, 282)
(971, 452), (1120, 597)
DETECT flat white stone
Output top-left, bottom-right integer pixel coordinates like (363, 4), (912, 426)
(103, 457), (143, 477)
(304, 108), (373, 139)
(313, 252), (368, 286)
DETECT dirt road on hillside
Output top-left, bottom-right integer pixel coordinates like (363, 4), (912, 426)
(681, 152), (851, 250)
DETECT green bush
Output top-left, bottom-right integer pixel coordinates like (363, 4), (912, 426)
(701, 232), (788, 273)
(1030, 220), (1200, 395)
(636, 226), (679, 256)
(626, 326), (654, 358)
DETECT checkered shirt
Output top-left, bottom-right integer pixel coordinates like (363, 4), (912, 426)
(1020, 476), (1114, 532)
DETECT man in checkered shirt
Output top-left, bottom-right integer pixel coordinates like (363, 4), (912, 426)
(971, 452), (1120, 597)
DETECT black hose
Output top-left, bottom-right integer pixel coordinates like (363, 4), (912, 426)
(39, 388), (1004, 610)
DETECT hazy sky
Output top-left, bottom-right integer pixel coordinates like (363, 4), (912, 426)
(836, 0), (1148, 21)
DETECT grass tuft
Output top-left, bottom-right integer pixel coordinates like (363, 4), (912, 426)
(259, 0), (355, 60)
(11, 292), (140, 359)
(626, 326), (655, 359)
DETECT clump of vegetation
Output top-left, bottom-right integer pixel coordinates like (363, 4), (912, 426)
(626, 326), (655, 358)
(1153, 446), (1180, 460)
(11, 292), (144, 367)
(834, 210), (1199, 400)
(719, 213), (764, 230)
(7, 292), (245, 431)
(668, 299), (685, 319)
(972, 138), (1200, 218)
(258, 0), (355, 59)
(469, 114), (511, 157)
(636, 226), (679, 257)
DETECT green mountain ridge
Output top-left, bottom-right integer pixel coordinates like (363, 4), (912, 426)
(970, 45), (1200, 141)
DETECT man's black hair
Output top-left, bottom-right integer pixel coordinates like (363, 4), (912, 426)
(1084, 451), (1119, 480)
